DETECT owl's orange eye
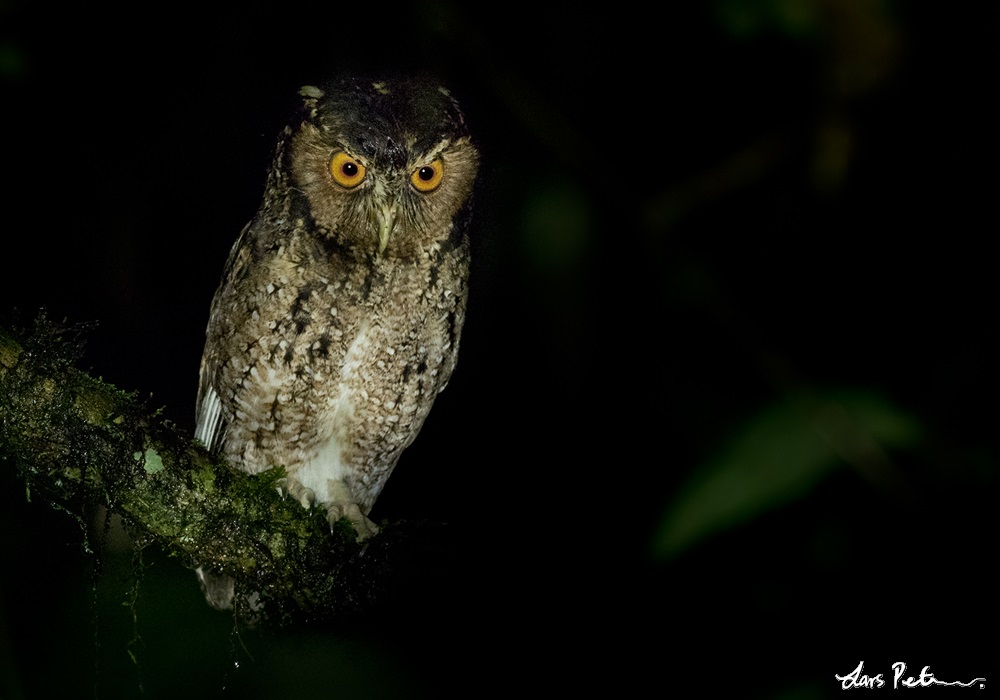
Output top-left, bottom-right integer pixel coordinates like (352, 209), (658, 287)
(410, 159), (443, 192)
(330, 152), (366, 188)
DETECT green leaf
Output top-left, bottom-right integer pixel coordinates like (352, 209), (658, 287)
(519, 181), (591, 272)
(651, 390), (920, 560)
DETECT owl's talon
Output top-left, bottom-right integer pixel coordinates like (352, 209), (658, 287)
(327, 502), (379, 542)
(275, 477), (315, 508)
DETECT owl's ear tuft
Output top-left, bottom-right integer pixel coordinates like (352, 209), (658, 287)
(297, 85), (325, 123)
(299, 85), (325, 100)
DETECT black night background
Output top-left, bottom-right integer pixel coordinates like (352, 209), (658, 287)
(1, 2), (995, 697)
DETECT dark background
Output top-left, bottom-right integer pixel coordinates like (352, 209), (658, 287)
(1, 1), (995, 697)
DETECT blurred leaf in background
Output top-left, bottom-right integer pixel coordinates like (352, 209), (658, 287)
(714, 0), (825, 39)
(520, 179), (592, 275)
(0, 42), (25, 79)
(653, 390), (921, 560)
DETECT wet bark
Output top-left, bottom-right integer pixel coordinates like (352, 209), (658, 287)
(0, 316), (438, 624)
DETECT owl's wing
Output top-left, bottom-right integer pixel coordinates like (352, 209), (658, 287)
(194, 221), (255, 453)
(194, 381), (224, 452)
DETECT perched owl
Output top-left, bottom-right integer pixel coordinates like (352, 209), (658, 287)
(194, 77), (478, 608)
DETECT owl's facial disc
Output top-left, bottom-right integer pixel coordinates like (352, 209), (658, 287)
(329, 151), (397, 255)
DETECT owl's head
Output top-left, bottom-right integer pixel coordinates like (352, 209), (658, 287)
(279, 76), (479, 259)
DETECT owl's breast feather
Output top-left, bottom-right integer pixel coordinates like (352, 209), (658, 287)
(239, 266), (461, 511)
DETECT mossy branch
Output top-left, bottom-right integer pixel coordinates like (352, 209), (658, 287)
(0, 315), (439, 623)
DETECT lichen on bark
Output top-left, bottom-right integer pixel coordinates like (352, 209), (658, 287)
(1, 314), (435, 624)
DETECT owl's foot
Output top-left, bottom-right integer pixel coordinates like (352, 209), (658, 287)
(326, 501), (379, 541)
(275, 477), (315, 508)
(326, 479), (379, 541)
(277, 477), (377, 541)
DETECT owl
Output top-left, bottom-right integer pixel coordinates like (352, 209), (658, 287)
(193, 77), (478, 608)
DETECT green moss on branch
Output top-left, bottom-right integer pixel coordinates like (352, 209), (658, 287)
(0, 316), (438, 623)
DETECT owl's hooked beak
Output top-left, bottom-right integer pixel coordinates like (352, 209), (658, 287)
(376, 202), (398, 255)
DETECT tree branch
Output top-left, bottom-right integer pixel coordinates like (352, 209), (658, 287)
(0, 314), (439, 623)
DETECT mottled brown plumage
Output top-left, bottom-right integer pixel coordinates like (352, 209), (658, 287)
(194, 77), (477, 609)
